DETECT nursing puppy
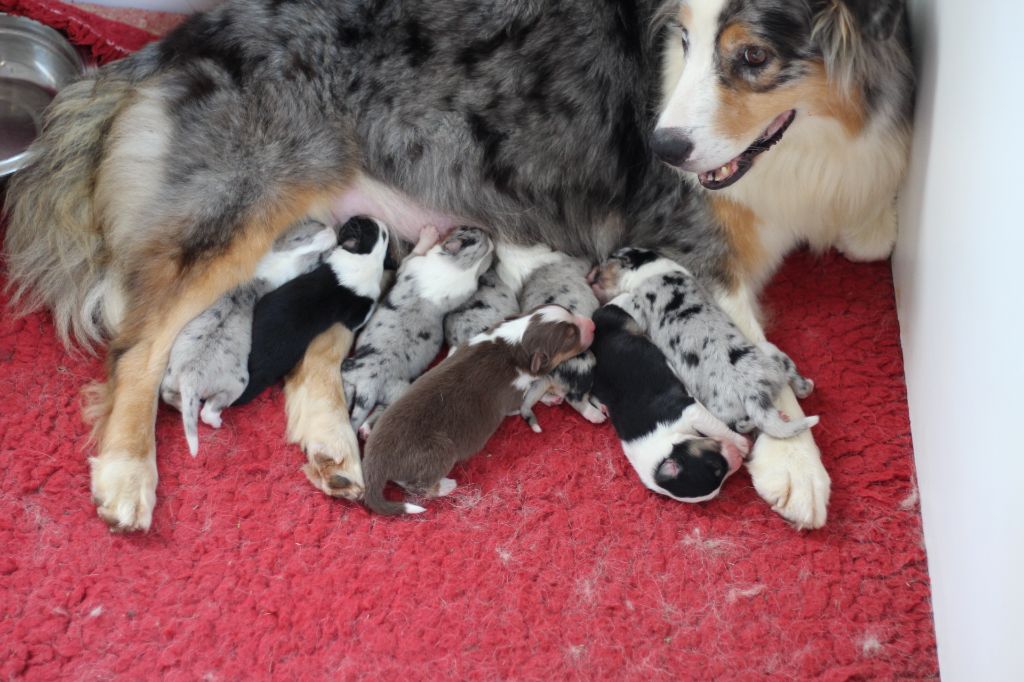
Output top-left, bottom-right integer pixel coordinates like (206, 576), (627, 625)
(161, 219), (336, 455)
(518, 253), (605, 428)
(443, 264), (518, 351)
(362, 305), (595, 516)
(591, 247), (817, 438)
(233, 217), (389, 405)
(343, 226), (494, 436)
(590, 304), (749, 502)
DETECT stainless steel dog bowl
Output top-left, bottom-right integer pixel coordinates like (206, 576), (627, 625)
(0, 13), (86, 177)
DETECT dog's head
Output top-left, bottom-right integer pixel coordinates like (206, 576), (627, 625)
(325, 217), (390, 299)
(587, 247), (686, 303)
(482, 304), (595, 376)
(652, 435), (741, 502)
(653, 0), (907, 189)
(435, 226), (495, 277)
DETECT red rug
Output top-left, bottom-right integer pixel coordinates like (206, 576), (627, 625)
(0, 5), (937, 680)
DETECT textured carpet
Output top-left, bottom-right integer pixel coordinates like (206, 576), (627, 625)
(0, 5), (938, 680)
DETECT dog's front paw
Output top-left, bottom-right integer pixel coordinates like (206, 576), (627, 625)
(300, 431), (364, 501)
(746, 429), (830, 530)
(572, 397), (608, 424)
(89, 451), (158, 532)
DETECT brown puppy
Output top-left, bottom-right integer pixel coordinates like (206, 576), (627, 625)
(362, 304), (595, 515)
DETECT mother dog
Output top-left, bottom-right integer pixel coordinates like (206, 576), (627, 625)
(2, 0), (912, 531)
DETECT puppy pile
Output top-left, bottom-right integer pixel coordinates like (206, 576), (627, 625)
(163, 222), (817, 514)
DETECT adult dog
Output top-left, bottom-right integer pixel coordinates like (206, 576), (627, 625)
(2, 0), (912, 531)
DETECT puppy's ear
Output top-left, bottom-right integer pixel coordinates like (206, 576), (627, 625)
(812, 0), (904, 91)
(443, 238), (463, 254)
(530, 351), (549, 375)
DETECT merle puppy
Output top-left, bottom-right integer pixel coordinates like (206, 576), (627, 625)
(518, 252), (605, 428)
(590, 247), (818, 438)
(591, 304), (749, 502)
(161, 218), (337, 455)
(362, 304), (595, 516)
(233, 217), (389, 405)
(343, 226), (494, 436)
(443, 263), (518, 351)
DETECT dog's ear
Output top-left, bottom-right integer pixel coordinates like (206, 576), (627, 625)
(812, 0), (905, 93)
(529, 351), (549, 375)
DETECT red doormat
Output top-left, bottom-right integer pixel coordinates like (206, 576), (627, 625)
(0, 4), (937, 679)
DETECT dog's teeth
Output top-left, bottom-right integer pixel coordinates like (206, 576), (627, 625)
(720, 165), (731, 178)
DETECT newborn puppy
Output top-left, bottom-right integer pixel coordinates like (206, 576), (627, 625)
(233, 217), (389, 405)
(361, 304), (595, 515)
(518, 251), (604, 428)
(161, 218), (336, 455)
(590, 248), (817, 438)
(443, 263), (518, 350)
(343, 226), (494, 436)
(590, 304), (749, 502)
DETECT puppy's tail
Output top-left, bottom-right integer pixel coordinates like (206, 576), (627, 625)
(180, 384), (201, 457)
(746, 397), (820, 440)
(2, 70), (136, 349)
(362, 463), (425, 516)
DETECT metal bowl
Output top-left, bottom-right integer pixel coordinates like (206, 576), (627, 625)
(0, 13), (86, 178)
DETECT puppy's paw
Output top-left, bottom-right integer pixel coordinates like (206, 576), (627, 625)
(573, 398), (607, 424)
(434, 478), (457, 497)
(413, 225), (441, 255)
(89, 451), (158, 532)
(199, 404), (223, 429)
(747, 429), (830, 530)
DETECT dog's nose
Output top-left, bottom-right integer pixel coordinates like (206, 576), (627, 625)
(651, 128), (694, 167)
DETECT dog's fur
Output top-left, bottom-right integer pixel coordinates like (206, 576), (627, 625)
(361, 305), (594, 515)
(443, 263), (518, 350)
(1, 0), (912, 530)
(592, 247), (818, 438)
(234, 217), (388, 405)
(590, 304), (749, 502)
(343, 226), (494, 435)
(161, 218), (337, 455)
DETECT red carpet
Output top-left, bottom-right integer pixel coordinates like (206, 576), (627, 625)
(0, 5), (937, 680)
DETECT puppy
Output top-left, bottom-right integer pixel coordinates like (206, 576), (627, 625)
(590, 304), (749, 502)
(361, 304), (595, 516)
(161, 218), (337, 455)
(590, 248), (817, 438)
(518, 251), (605, 428)
(232, 217), (389, 405)
(343, 226), (494, 436)
(443, 263), (518, 350)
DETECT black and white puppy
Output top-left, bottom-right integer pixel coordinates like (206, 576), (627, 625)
(590, 304), (749, 503)
(232, 217), (388, 405)
(161, 219), (337, 455)
(590, 248), (818, 439)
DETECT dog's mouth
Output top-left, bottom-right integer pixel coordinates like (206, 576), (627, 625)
(697, 110), (795, 190)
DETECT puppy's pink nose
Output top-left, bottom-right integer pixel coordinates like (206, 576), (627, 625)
(575, 316), (595, 348)
(585, 267), (599, 285)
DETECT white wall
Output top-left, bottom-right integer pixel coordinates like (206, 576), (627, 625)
(896, 1), (1024, 679)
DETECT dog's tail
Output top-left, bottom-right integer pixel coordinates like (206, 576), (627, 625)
(745, 397), (820, 440)
(179, 383), (202, 457)
(2, 71), (136, 349)
(362, 463), (425, 516)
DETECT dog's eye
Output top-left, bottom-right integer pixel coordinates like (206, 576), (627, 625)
(742, 46), (768, 67)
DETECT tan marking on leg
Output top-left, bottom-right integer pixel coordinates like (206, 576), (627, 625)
(87, 186), (336, 531)
(286, 323), (365, 500)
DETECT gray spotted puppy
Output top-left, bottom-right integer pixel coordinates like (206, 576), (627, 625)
(161, 218), (337, 455)
(443, 263), (518, 351)
(343, 226), (494, 437)
(518, 252), (606, 428)
(589, 247), (818, 439)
